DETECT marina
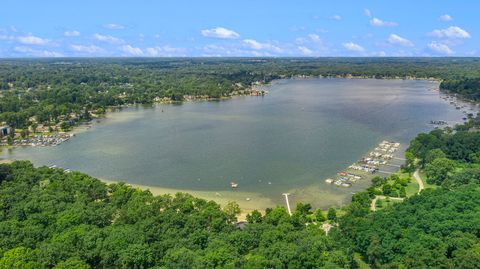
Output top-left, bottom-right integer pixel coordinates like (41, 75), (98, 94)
(1, 133), (74, 147)
(326, 141), (402, 187)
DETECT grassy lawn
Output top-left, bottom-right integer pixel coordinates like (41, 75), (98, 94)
(405, 179), (419, 196)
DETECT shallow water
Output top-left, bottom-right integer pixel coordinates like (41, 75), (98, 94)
(2, 78), (473, 208)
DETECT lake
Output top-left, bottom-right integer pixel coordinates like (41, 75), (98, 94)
(1, 78), (473, 209)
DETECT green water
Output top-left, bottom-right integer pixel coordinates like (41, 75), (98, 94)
(2, 78), (473, 207)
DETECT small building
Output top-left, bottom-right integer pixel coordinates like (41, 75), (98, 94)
(0, 126), (12, 137)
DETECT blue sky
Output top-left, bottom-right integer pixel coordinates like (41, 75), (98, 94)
(0, 0), (478, 57)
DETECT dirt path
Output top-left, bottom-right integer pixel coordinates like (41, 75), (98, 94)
(371, 195), (405, 211)
(413, 169), (424, 193)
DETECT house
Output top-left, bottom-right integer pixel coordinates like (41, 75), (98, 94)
(0, 126), (12, 137)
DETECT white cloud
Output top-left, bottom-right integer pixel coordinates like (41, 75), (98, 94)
(343, 42), (365, 52)
(387, 34), (413, 47)
(439, 14), (453, 22)
(201, 27), (240, 39)
(370, 17), (398, 27)
(428, 42), (453, 55)
(71, 44), (104, 54)
(364, 9), (372, 18)
(298, 46), (313, 55)
(308, 34), (321, 43)
(118, 45), (186, 57)
(14, 46), (63, 57)
(429, 26), (470, 39)
(17, 35), (49, 45)
(331, 15), (342, 21)
(242, 39), (282, 53)
(120, 45), (143, 56)
(103, 23), (125, 30)
(145, 46), (186, 57)
(93, 33), (124, 44)
(64, 30), (80, 37)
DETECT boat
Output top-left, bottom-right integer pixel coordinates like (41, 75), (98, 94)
(230, 182), (238, 188)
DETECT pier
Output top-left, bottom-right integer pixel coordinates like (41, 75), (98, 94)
(282, 193), (292, 216)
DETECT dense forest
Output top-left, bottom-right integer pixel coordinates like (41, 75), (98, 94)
(0, 161), (352, 269)
(1, 58), (480, 130)
(0, 158), (479, 268)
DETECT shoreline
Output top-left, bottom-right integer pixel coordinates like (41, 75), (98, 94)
(98, 178), (274, 220)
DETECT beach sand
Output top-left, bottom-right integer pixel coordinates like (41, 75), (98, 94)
(100, 179), (274, 220)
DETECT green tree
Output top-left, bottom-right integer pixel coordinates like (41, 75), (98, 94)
(425, 148), (446, 164)
(223, 201), (241, 223)
(53, 257), (90, 269)
(425, 157), (456, 185)
(327, 208), (337, 221)
(0, 247), (40, 269)
(246, 210), (263, 223)
(314, 209), (326, 222)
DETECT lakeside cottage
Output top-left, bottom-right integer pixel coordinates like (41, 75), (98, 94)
(0, 125), (12, 137)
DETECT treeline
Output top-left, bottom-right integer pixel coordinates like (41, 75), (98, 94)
(2, 57), (480, 129)
(0, 161), (352, 269)
(440, 77), (480, 100)
(340, 185), (480, 268)
(406, 117), (480, 187)
(1, 159), (479, 268)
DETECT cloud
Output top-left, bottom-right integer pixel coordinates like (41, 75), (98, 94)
(428, 42), (453, 55)
(71, 44), (104, 54)
(331, 15), (342, 21)
(428, 26), (470, 39)
(14, 46), (63, 57)
(343, 42), (365, 52)
(242, 39), (282, 53)
(103, 23), (125, 30)
(120, 45), (143, 56)
(364, 9), (372, 18)
(370, 17), (398, 27)
(117, 45), (186, 57)
(64, 30), (80, 37)
(93, 33), (124, 44)
(308, 34), (321, 43)
(387, 34), (413, 47)
(201, 27), (240, 39)
(17, 35), (49, 45)
(439, 14), (453, 22)
(298, 46), (313, 55)
(145, 46), (186, 57)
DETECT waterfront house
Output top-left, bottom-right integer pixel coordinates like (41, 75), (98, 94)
(0, 125), (12, 137)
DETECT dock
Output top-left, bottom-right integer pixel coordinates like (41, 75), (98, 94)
(282, 193), (292, 216)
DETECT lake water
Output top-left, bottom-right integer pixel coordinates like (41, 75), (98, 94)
(1, 78), (474, 208)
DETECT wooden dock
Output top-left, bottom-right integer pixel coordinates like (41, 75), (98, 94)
(282, 193), (292, 216)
